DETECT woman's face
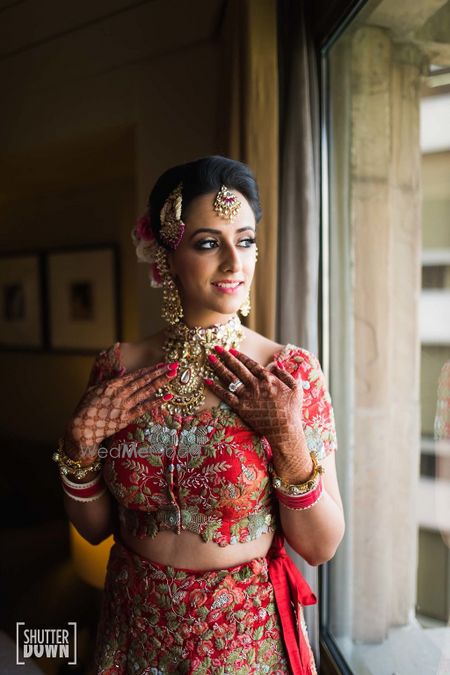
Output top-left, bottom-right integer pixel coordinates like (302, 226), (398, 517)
(167, 190), (257, 326)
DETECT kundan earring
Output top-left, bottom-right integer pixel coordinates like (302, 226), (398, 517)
(239, 292), (251, 317)
(154, 246), (183, 325)
(239, 244), (258, 317)
(162, 277), (183, 325)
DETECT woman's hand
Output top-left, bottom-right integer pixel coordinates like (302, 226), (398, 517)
(205, 347), (314, 483)
(63, 362), (178, 464)
(205, 347), (304, 446)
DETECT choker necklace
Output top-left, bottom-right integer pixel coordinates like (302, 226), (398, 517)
(160, 315), (244, 415)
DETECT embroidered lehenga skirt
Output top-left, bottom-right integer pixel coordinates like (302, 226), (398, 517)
(94, 535), (317, 675)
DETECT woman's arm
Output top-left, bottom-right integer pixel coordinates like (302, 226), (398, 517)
(204, 345), (345, 566)
(57, 352), (177, 545)
(63, 487), (115, 546)
(60, 460), (115, 546)
(278, 450), (345, 565)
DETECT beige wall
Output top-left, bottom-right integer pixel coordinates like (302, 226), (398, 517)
(0, 1), (221, 443)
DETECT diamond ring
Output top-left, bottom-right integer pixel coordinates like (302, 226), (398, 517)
(228, 379), (244, 393)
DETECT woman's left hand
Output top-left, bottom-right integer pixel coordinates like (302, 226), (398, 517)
(205, 347), (313, 483)
(205, 347), (304, 450)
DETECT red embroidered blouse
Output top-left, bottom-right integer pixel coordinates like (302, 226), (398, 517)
(87, 342), (338, 548)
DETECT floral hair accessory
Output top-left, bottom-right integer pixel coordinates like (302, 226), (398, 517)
(159, 182), (186, 249)
(131, 184), (186, 288)
(134, 213), (153, 241)
(131, 212), (164, 288)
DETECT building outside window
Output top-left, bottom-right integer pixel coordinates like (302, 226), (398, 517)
(321, 0), (450, 672)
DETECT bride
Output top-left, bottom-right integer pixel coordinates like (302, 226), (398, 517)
(54, 155), (345, 674)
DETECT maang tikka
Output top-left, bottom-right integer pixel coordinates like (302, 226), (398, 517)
(213, 185), (242, 222)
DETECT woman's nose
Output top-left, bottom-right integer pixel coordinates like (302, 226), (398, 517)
(220, 244), (243, 273)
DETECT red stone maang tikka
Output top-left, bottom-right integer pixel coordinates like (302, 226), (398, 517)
(213, 185), (242, 222)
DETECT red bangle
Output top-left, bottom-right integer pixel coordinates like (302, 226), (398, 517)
(60, 473), (106, 502)
(275, 476), (323, 510)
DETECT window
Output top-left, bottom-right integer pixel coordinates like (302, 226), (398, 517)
(321, 1), (450, 672)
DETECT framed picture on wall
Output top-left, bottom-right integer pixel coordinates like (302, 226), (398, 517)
(0, 253), (44, 349)
(46, 245), (120, 352)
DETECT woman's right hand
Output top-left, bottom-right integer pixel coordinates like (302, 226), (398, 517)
(62, 362), (178, 463)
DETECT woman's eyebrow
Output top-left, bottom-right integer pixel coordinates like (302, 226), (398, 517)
(189, 226), (255, 239)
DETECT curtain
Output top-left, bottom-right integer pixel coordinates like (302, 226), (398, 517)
(277, 1), (322, 665)
(217, 0), (323, 664)
(277, 0), (320, 351)
(216, 0), (279, 340)
(217, 0), (322, 663)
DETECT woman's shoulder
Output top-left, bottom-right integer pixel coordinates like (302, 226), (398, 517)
(87, 341), (123, 387)
(241, 327), (283, 366)
(241, 327), (319, 371)
(88, 331), (165, 385)
(278, 343), (321, 373)
(115, 331), (166, 373)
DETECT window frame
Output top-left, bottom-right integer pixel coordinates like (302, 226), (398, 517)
(315, 0), (369, 672)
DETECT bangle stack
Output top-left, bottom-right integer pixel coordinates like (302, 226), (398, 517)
(60, 472), (106, 502)
(270, 450), (325, 511)
(52, 437), (102, 479)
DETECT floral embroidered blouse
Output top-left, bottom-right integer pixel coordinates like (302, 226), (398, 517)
(87, 342), (338, 548)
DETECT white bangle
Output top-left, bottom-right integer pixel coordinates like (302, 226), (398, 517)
(61, 484), (107, 502)
(60, 471), (103, 490)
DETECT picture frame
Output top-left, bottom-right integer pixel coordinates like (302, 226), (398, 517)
(46, 245), (120, 352)
(0, 253), (44, 349)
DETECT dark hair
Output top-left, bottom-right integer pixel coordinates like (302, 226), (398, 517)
(147, 155), (262, 245)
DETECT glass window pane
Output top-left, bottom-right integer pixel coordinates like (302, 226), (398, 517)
(324, 1), (450, 672)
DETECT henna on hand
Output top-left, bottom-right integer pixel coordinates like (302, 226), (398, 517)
(205, 349), (314, 483)
(63, 362), (178, 464)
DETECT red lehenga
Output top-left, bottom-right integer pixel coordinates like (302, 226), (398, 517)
(88, 342), (337, 675)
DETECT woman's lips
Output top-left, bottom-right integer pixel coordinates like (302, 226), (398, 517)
(211, 281), (244, 294)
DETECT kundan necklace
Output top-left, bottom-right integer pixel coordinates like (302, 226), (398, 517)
(160, 315), (244, 415)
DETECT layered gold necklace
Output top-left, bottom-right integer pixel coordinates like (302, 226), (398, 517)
(160, 315), (243, 415)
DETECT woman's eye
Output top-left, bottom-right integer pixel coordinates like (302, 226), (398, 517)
(194, 237), (256, 250)
(195, 239), (218, 250)
(238, 237), (257, 248)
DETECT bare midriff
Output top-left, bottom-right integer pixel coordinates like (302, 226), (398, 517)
(119, 526), (275, 571)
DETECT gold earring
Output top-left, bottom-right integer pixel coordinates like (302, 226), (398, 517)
(162, 277), (183, 325)
(154, 246), (183, 325)
(239, 244), (257, 317)
(239, 291), (251, 317)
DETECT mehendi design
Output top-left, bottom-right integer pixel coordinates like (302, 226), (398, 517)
(86, 342), (337, 547)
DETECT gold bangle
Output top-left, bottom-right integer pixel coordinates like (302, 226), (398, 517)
(53, 454), (102, 479)
(52, 438), (102, 479)
(270, 450), (325, 496)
